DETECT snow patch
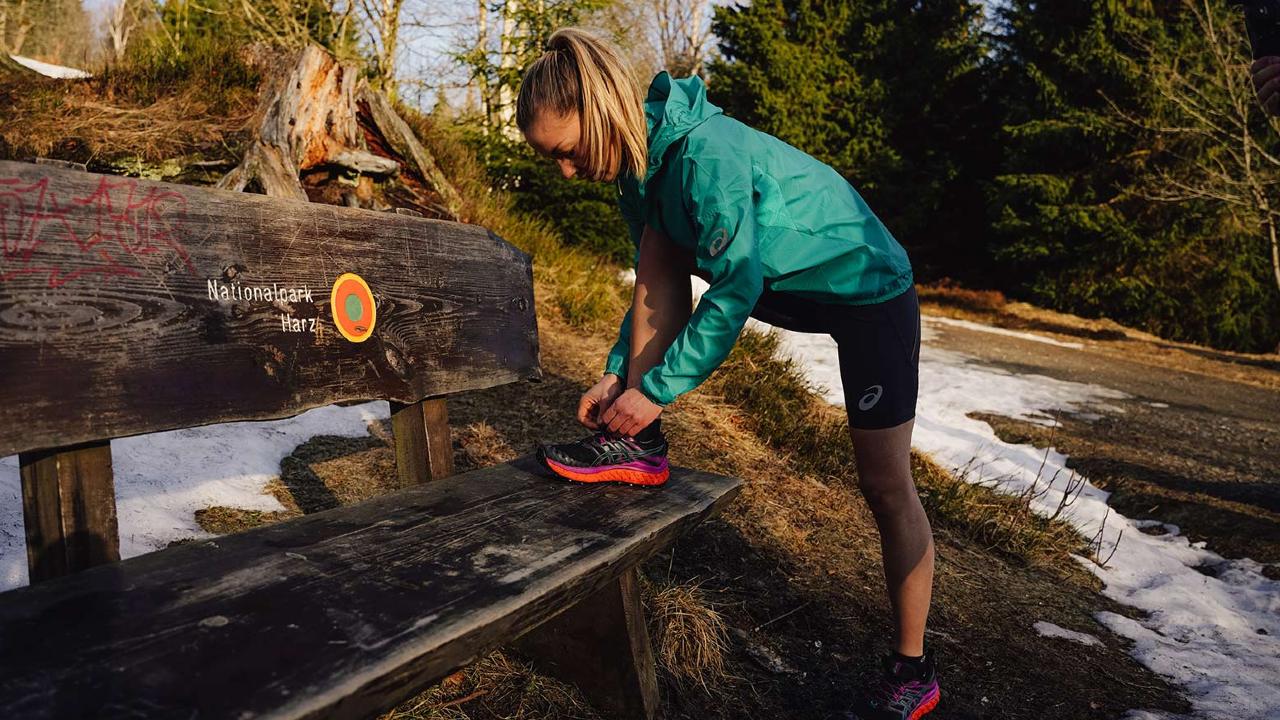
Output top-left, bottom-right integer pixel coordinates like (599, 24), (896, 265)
(1033, 621), (1103, 647)
(0, 401), (389, 591)
(924, 314), (1085, 349)
(9, 55), (92, 79)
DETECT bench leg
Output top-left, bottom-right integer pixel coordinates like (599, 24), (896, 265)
(390, 398), (454, 485)
(516, 567), (659, 720)
(19, 440), (121, 583)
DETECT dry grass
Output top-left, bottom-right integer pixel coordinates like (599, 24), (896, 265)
(643, 576), (733, 693)
(0, 39), (259, 167)
(917, 278), (1008, 312)
(455, 422), (520, 470)
(379, 651), (599, 720)
(0, 85), (252, 164)
(911, 452), (1088, 570)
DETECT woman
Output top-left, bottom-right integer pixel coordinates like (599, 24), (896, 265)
(521, 28), (938, 720)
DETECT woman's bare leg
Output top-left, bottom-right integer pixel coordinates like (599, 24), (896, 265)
(850, 418), (934, 657)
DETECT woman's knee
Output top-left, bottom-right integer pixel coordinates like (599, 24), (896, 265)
(857, 473), (920, 517)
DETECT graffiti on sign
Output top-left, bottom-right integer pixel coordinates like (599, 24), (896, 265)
(0, 175), (196, 288)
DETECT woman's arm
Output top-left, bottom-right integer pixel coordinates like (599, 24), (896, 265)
(627, 224), (694, 388)
(598, 224), (693, 436)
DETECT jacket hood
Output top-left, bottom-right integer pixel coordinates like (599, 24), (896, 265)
(640, 71), (723, 186)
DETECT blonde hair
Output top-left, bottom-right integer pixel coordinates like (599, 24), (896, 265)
(517, 27), (648, 181)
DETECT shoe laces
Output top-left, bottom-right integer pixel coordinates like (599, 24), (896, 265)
(589, 432), (640, 455)
(865, 662), (922, 710)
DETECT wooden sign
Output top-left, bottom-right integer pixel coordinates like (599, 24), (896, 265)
(0, 161), (540, 456)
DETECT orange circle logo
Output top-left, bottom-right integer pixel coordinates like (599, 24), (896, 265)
(330, 272), (376, 342)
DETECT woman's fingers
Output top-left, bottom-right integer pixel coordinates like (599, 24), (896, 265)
(577, 393), (599, 429)
(600, 400), (622, 433)
(621, 417), (642, 438)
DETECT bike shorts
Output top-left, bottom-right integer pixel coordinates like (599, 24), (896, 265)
(749, 284), (921, 430)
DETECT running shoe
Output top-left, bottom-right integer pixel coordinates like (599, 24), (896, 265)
(537, 422), (670, 486)
(847, 651), (940, 720)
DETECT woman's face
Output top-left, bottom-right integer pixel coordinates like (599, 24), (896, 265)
(524, 111), (616, 182)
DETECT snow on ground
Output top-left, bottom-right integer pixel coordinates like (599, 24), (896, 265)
(1033, 621), (1104, 647)
(766, 309), (1280, 720)
(924, 314), (1085, 349)
(8, 55), (92, 79)
(0, 401), (388, 591)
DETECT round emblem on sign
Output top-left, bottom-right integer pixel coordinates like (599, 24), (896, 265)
(330, 272), (376, 342)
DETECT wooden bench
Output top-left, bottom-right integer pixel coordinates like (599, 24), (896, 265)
(0, 160), (741, 719)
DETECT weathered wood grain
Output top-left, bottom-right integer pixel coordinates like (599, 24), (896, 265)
(0, 160), (540, 456)
(357, 84), (463, 219)
(0, 459), (741, 720)
(18, 441), (121, 583)
(515, 568), (659, 720)
(390, 398), (454, 485)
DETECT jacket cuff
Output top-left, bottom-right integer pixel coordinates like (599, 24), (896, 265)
(639, 374), (673, 407)
(604, 353), (628, 379)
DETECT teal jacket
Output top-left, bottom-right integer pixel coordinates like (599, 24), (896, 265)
(605, 72), (913, 406)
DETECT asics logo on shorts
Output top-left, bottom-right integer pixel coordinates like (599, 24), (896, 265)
(858, 384), (883, 411)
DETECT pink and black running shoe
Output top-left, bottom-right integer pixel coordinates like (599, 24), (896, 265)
(847, 651), (941, 720)
(537, 422), (670, 486)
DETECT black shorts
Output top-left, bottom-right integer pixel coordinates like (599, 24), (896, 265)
(750, 285), (921, 430)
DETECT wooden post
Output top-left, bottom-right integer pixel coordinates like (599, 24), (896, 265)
(390, 398), (454, 485)
(19, 441), (121, 583)
(515, 568), (659, 720)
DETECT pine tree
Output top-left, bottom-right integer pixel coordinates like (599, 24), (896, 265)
(987, 1), (1164, 312)
(708, 0), (992, 281)
(992, 0), (1278, 351)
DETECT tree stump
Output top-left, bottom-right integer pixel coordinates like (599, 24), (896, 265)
(219, 44), (462, 219)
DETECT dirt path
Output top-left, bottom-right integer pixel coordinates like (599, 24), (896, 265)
(921, 313), (1280, 575)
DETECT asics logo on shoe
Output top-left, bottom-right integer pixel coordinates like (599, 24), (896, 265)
(858, 384), (883, 411)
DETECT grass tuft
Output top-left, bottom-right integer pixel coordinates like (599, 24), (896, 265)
(380, 651), (600, 720)
(643, 576), (732, 693)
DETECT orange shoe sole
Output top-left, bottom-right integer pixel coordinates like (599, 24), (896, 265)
(908, 690), (939, 719)
(543, 459), (670, 487)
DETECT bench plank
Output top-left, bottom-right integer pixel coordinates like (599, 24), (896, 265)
(0, 160), (539, 457)
(0, 458), (740, 720)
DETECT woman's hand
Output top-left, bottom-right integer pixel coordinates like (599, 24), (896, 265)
(601, 388), (663, 438)
(1252, 57), (1280, 116)
(577, 373), (624, 429)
